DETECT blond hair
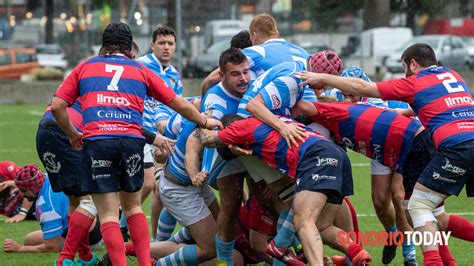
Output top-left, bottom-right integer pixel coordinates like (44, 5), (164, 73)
(249, 14), (278, 38)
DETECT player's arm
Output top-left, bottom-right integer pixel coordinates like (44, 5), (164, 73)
(196, 129), (226, 148)
(291, 100), (319, 118)
(246, 95), (306, 148)
(4, 198), (34, 223)
(392, 107), (416, 117)
(166, 97), (222, 129)
(185, 130), (207, 186)
(201, 68), (221, 97)
(51, 97), (82, 150)
(296, 72), (381, 98)
(3, 235), (62, 253)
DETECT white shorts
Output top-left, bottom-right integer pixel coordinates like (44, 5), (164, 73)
(370, 159), (393, 176)
(144, 143), (155, 164)
(159, 174), (216, 227)
(404, 200), (445, 217)
(216, 158), (246, 179)
(240, 155), (285, 184)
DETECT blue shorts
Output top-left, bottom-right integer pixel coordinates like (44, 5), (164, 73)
(81, 138), (146, 194)
(295, 140), (354, 203)
(418, 139), (474, 196)
(36, 123), (85, 196)
(401, 130), (436, 194)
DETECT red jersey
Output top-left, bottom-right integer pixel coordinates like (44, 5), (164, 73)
(218, 116), (328, 179)
(310, 102), (422, 170)
(0, 161), (22, 216)
(377, 66), (474, 149)
(55, 55), (176, 140)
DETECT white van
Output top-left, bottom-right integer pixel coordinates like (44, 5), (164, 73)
(204, 20), (248, 47)
(345, 27), (413, 76)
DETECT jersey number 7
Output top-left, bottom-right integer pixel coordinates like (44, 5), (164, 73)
(106, 64), (124, 91)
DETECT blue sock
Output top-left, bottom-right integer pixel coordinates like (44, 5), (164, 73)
(402, 239), (416, 261)
(169, 227), (193, 243)
(291, 235), (301, 249)
(346, 256), (352, 265)
(273, 209), (296, 248)
(215, 235), (234, 265)
(277, 210), (288, 231)
(386, 225), (397, 233)
(119, 211), (128, 228)
(156, 208), (177, 241)
(156, 245), (198, 265)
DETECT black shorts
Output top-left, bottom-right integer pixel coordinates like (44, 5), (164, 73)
(36, 123), (85, 197)
(81, 138), (146, 194)
(295, 140), (353, 202)
(417, 139), (474, 196)
(402, 130), (436, 195)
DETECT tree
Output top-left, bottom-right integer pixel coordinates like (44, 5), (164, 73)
(45, 0), (54, 43)
(363, 0), (390, 29)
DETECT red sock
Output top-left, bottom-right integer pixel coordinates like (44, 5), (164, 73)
(346, 242), (363, 261)
(439, 244), (456, 266)
(344, 197), (360, 242)
(127, 213), (151, 266)
(101, 221), (127, 266)
(57, 211), (94, 264)
(423, 250), (443, 266)
(447, 214), (474, 242)
(78, 236), (93, 261)
(125, 242), (136, 256)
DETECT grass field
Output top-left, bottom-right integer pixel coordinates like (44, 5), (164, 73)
(0, 103), (473, 266)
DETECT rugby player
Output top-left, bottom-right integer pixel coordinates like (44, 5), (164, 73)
(198, 115), (372, 265)
(51, 22), (221, 266)
(3, 165), (102, 254)
(0, 161), (35, 223)
(296, 43), (474, 265)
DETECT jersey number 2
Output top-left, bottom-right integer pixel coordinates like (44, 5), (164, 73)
(437, 73), (464, 93)
(106, 64), (124, 91)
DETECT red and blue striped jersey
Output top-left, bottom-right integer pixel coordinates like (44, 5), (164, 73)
(217, 116), (328, 180)
(377, 66), (474, 149)
(310, 102), (422, 169)
(42, 101), (83, 131)
(55, 55), (176, 140)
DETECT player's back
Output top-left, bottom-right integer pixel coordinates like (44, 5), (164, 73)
(243, 39), (308, 78)
(312, 102), (422, 168)
(410, 66), (474, 148)
(72, 55), (151, 139)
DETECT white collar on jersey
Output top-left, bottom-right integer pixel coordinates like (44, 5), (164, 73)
(150, 53), (175, 74)
(218, 82), (242, 101)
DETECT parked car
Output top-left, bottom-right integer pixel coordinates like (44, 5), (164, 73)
(36, 44), (68, 70)
(183, 39), (229, 78)
(0, 48), (39, 79)
(385, 35), (471, 74)
(461, 36), (474, 69)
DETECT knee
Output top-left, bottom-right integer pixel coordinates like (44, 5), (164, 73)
(372, 191), (391, 209)
(407, 189), (443, 228)
(391, 191), (406, 208)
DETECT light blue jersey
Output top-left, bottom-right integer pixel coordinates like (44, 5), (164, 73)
(163, 97), (200, 140)
(35, 177), (69, 240)
(237, 61), (316, 117)
(137, 53), (183, 133)
(242, 39), (309, 79)
(167, 121), (226, 185)
(200, 82), (242, 173)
